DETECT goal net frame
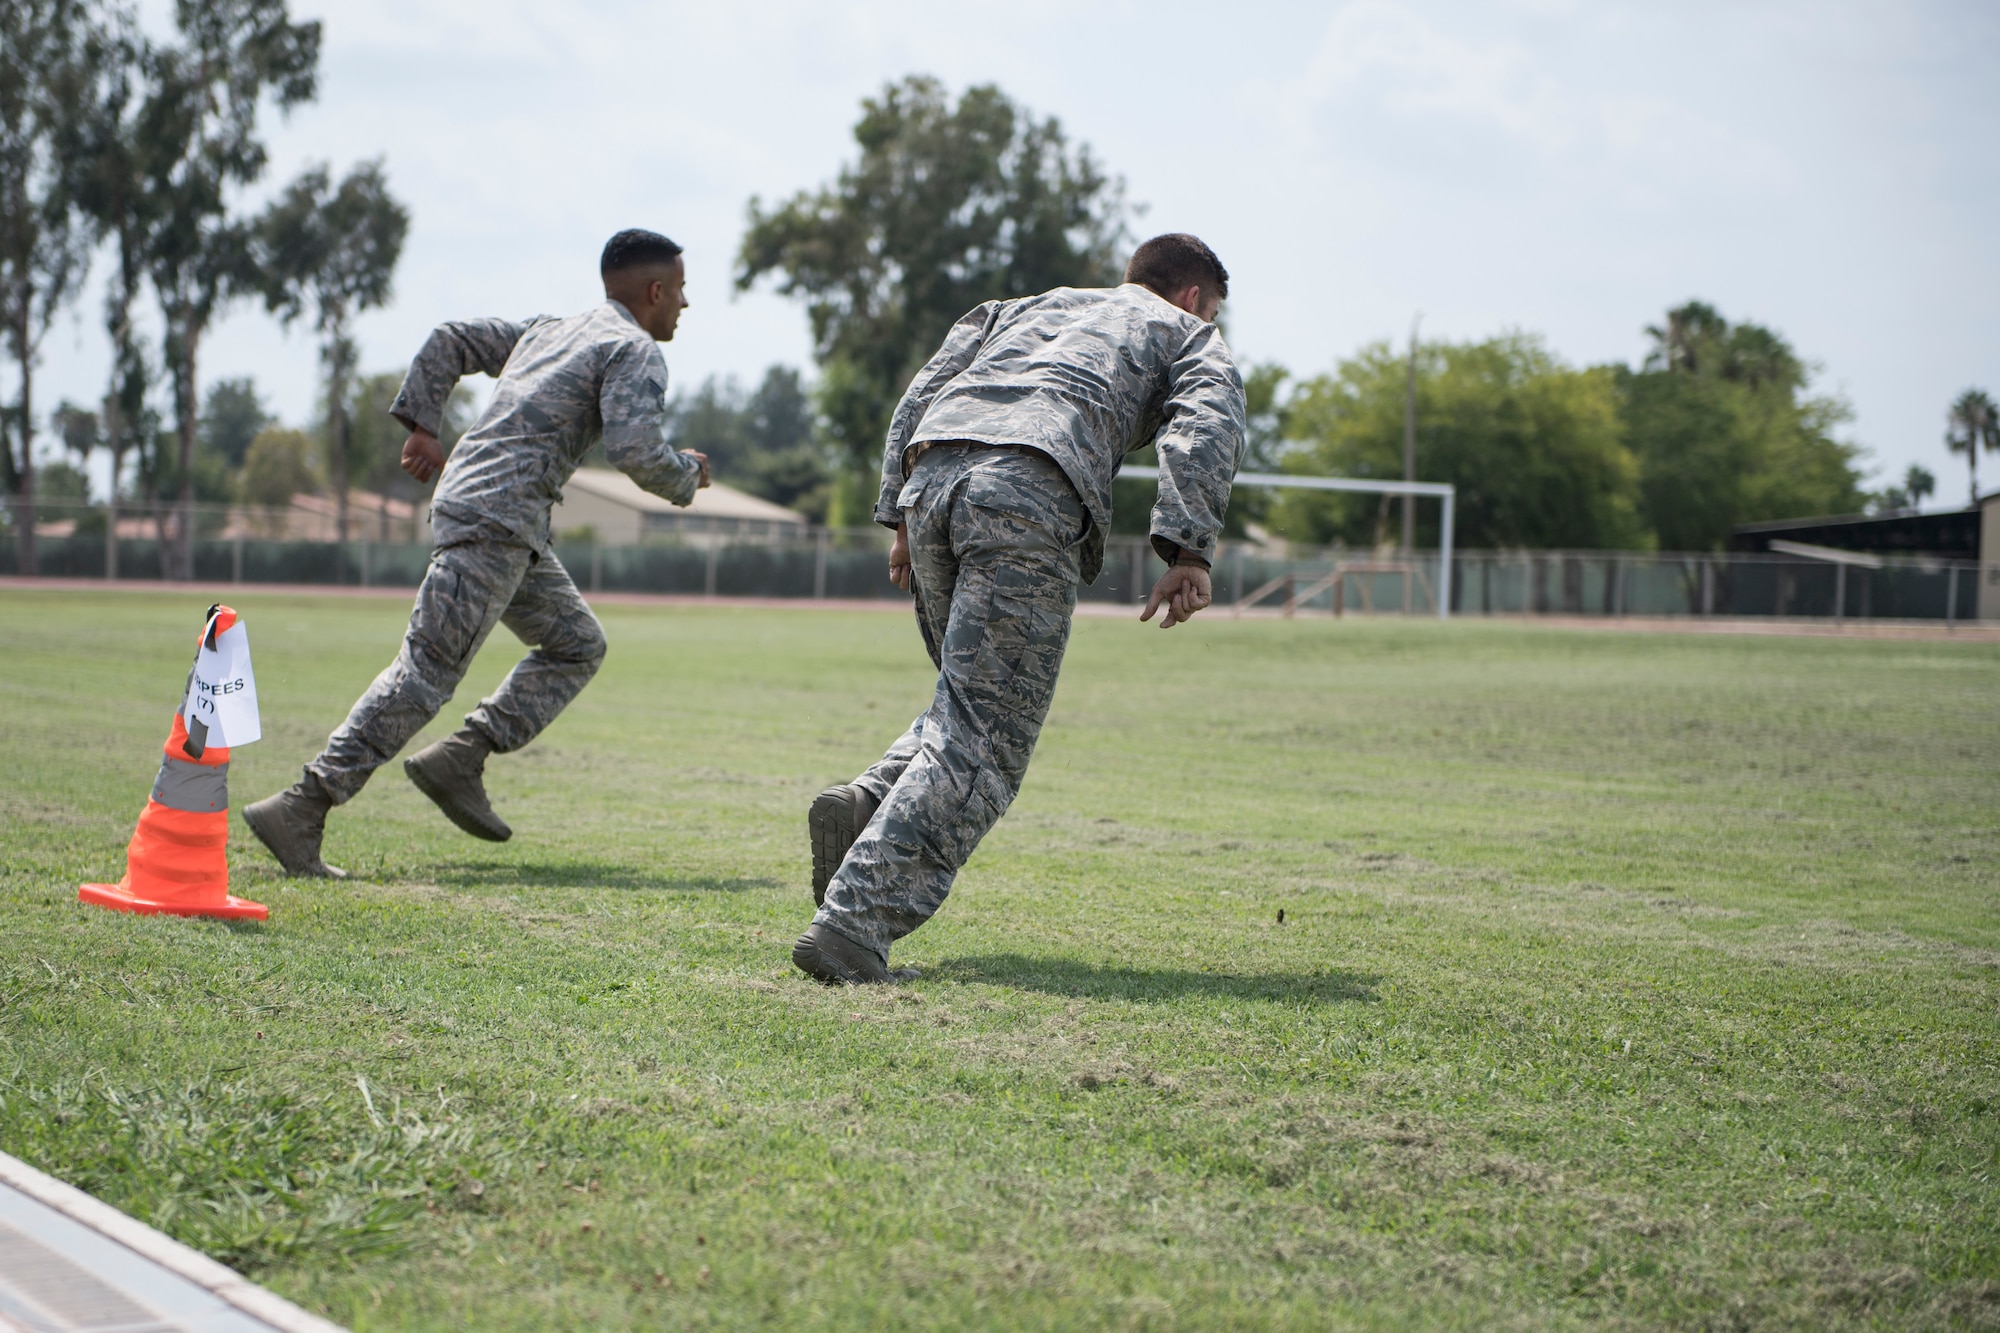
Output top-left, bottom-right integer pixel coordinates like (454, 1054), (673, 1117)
(1117, 467), (1459, 621)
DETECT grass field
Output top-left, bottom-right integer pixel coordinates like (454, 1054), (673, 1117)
(2, 587), (1996, 1331)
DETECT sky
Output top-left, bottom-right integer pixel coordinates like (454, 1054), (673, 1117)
(39, 0), (2000, 504)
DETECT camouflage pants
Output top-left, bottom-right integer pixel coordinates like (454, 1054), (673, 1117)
(307, 530), (605, 804)
(815, 444), (1084, 960)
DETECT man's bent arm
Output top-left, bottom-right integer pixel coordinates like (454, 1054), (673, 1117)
(873, 301), (1002, 526)
(388, 317), (527, 436)
(1148, 322), (1247, 566)
(601, 339), (703, 506)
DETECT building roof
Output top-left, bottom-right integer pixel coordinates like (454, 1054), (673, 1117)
(560, 467), (804, 524)
(1730, 507), (1980, 559)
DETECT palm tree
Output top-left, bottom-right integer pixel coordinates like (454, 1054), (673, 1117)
(1643, 301), (1728, 374)
(1945, 389), (1999, 505)
(1903, 464), (1935, 509)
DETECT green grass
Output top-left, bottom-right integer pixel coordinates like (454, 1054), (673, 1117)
(2, 588), (1997, 1331)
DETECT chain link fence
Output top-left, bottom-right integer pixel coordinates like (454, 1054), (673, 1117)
(1, 501), (1985, 623)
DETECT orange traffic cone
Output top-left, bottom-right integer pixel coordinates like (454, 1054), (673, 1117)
(79, 605), (267, 921)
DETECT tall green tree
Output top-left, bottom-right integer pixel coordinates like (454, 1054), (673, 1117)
(664, 366), (830, 518)
(0, 0), (93, 574)
(1620, 301), (1863, 549)
(198, 376), (269, 467)
(255, 157), (407, 541)
(238, 424), (316, 517)
(1109, 361), (1288, 538)
(1944, 388), (1997, 506)
(342, 371), (473, 508)
(737, 75), (1131, 522)
(1270, 334), (1645, 551)
(62, 5), (154, 576)
(140, 0), (320, 576)
(1905, 464), (1936, 509)
(50, 398), (98, 530)
(1872, 462), (1938, 515)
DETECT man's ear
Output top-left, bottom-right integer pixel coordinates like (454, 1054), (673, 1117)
(646, 278), (665, 309)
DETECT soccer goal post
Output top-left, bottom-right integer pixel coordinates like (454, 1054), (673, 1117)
(1116, 466), (1458, 621)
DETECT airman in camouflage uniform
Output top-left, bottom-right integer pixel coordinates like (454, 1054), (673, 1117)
(794, 234), (1247, 985)
(244, 230), (707, 876)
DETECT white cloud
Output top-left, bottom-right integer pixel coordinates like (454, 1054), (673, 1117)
(1263, 2), (1569, 148)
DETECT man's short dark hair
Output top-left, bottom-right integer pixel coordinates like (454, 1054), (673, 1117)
(601, 228), (684, 278)
(1125, 233), (1229, 304)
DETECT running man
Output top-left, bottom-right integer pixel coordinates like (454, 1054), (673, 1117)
(245, 229), (709, 876)
(794, 233), (1246, 984)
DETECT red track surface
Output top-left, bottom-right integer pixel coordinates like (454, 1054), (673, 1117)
(2, 576), (1993, 640)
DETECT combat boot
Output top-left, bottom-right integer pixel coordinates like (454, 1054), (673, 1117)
(242, 775), (347, 879)
(403, 728), (512, 842)
(791, 922), (891, 985)
(808, 782), (879, 906)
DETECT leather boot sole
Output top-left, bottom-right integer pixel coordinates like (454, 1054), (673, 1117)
(242, 794), (347, 879)
(403, 750), (512, 843)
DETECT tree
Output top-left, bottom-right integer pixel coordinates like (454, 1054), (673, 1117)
(239, 424), (316, 519)
(737, 365), (832, 517)
(50, 397), (97, 528)
(1643, 301), (1729, 376)
(1270, 334), (1645, 551)
(1873, 463), (1937, 516)
(0, 0), (94, 575)
(1905, 464), (1936, 508)
(199, 376), (269, 467)
(1621, 302), (1863, 549)
(737, 76), (1131, 522)
(652, 366), (832, 520)
(1945, 389), (1997, 506)
(1110, 361), (1288, 539)
(139, 0), (320, 576)
(52, 398), (97, 466)
(341, 371), (473, 506)
(61, 6), (154, 578)
(255, 157), (407, 541)
(669, 376), (751, 476)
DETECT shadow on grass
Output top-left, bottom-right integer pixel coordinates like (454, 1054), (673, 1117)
(428, 861), (775, 894)
(930, 953), (1380, 1005)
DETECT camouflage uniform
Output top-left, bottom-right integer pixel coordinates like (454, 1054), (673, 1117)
(306, 301), (702, 803)
(814, 284), (1246, 961)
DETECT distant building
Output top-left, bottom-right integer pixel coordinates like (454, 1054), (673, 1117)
(1732, 494), (2000, 619)
(1986, 494), (2000, 621)
(35, 491), (428, 544)
(1730, 507), (1980, 560)
(550, 467), (806, 545)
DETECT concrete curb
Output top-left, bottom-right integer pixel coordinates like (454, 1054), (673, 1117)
(0, 1149), (346, 1333)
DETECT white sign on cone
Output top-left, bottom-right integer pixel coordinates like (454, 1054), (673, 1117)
(185, 618), (261, 749)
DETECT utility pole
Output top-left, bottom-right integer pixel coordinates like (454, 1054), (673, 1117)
(1402, 314), (1421, 553)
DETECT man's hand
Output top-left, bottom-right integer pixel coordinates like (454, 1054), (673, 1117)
(683, 449), (711, 489)
(400, 428), (445, 483)
(1141, 563), (1212, 628)
(888, 521), (912, 592)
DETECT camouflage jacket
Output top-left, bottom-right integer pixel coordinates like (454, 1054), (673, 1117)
(876, 284), (1246, 583)
(390, 299), (703, 551)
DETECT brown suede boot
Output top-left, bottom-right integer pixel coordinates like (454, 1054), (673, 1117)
(242, 775), (347, 879)
(403, 729), (512, 842)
